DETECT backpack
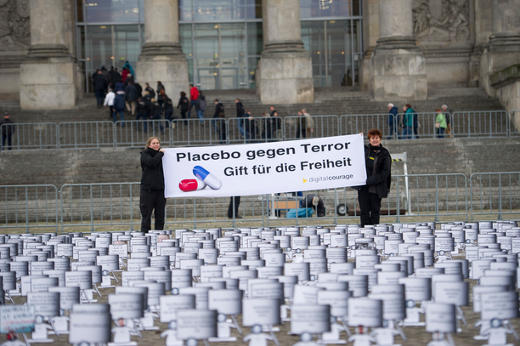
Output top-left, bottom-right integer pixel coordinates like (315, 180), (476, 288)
(114, 93), (126, 111)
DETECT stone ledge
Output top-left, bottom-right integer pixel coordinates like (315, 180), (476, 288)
(490, 64), (520, 88)
(140, 42), (184, 56)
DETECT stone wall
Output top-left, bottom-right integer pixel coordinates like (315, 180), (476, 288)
(492, 65), (520, 131)
(0, 0), (29, 94)
(412, 0), (475, 87)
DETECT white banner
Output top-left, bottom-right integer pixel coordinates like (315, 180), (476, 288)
(163, 134), (367, 198)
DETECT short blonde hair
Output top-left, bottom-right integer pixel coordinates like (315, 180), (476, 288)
(145, 136), (160, 149)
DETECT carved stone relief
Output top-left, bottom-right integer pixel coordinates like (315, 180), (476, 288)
(413, 0), (471, 43)
(0, 0), (30, 50)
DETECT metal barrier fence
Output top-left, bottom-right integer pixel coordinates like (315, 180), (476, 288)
(0, 184), (58, 231)
(334, 173), (469, 222)
(470, 172), (520, 220)
(2, 172), (517, 232)
(2, 110), (519, 150)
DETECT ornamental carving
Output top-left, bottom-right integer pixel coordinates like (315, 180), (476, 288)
(0, 0), (30, 50)
(413, 0), (470, 43)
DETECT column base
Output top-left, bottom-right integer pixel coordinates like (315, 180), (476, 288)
(257, 51), (314, 104)
(19, 57), (77, 110)
(375, 36), (418, 50)
(27, 44), (70, 58)
(371, 46), (428, 101)
(137, 53), (189, 103)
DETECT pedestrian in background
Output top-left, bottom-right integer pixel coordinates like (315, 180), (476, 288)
(402, 104), (415, 139)
(441, 104), (452, 137)
(187, 83), (199, 119)
(93, 69), (107, 108)
(213, 99), (226, 143)
(177, 91), (189, 125)
(435, 108), (447, 138)
(387, 103), (399, 139)
(198, 91), (206, 124)
(0, 111), (14, 151)
(103, 87), (115, 120)
(235, 98), (246, 137)
(302, 108), (314, 137)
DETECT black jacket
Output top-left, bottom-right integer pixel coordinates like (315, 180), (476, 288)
(236, 102), (245, 118)
(125, 84), (138, 102)
(0, 118), (14, 136)
(93, 73), (107, 92)
(213, 102), (224, 118)
(362, 144), (391, 198)
(177, 96), (189, 112)
(140, 148), (165, 191)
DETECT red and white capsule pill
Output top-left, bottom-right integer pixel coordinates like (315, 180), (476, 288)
(179, 178), (206, 192)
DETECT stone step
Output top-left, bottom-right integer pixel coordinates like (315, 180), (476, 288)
(4, 87), (505, 124)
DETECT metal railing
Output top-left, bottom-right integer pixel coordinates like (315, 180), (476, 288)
(470, 172), (520, 220)
(2, 110), (518, 150)
(2, 172), (517, 232)
(0, 184), (58, 232)
(334, 173), (469, 222)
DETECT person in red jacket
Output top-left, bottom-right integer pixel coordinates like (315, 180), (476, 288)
(187, 83), (199, 119)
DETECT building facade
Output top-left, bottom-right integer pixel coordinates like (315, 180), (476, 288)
(0, 0), (518, 110)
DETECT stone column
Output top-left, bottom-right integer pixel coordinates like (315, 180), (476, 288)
(371, 0), (427, 101)
(19, 0), (78, 109)
(257, 0), (313, 104)
(486, 0), (520, 130)
(137, 0), (188, 102)
(481, 0), (520, 95)
(360, 0), (380, 91)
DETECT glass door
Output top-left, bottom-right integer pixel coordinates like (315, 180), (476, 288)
(82, 24), (141, 91)
(193, 23), (247, 89)
(301, 19), (362, 87)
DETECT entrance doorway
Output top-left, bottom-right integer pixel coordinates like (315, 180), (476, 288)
(192, 23), (249, 90)
(302, 19), (362, 87)
(79, 24), (142, 92)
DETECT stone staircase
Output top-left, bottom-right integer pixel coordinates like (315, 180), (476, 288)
(5, 87), (505, 124)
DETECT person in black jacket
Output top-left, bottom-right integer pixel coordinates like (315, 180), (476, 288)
(358, 128), (392, 227)
(213, 99), (226, 143)
(140, 136), (166, 233)
(1, 112), (14, 151)
(93, 69), (107, 108)
(235, 98), (246, 137)
(177, 91), (189, 125)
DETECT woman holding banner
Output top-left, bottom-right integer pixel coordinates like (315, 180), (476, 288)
(140, 136), (166, 233)
(358, 129), (391, 227)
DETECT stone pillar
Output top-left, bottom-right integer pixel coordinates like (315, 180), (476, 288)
(481, 0), (520, 96)
(137, 0), (188, 101)
(360, 0), (380, 91)
(257, 0), (313, 104)
(19, 0), (77, 109)
(371, 0), (427, 101)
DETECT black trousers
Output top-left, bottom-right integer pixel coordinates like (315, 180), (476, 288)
(227, 196), (240, 218)
(358, 189), (381, 227)
(1, 134), (12, 150)
(140, 188), (166, 232)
